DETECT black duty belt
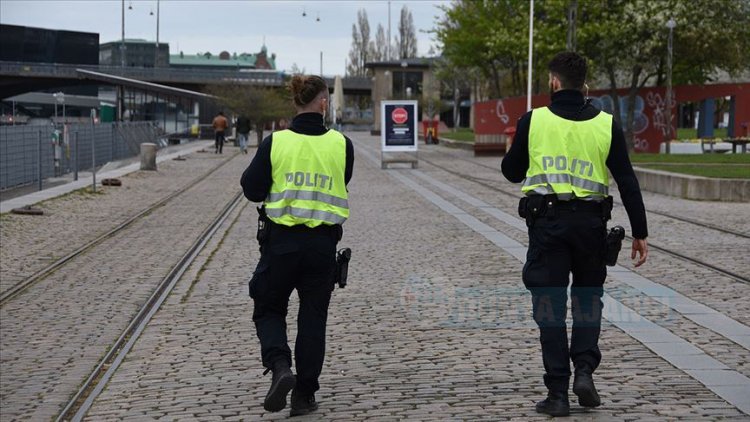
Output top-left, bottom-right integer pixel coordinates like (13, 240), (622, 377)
(268, 220), (343, 241)
(270, 221), (337, 233)
(519, 195), (613, 226)
(552, 199), (606, 213)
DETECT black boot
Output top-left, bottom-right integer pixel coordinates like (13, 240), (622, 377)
(290, 389), (319, 417)
(573, 364), (601, 408)
(535, 391), (570, 417)
(263, 361), (296, 412)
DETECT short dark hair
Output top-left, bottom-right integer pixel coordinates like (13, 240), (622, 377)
(548, 52), (587, 90)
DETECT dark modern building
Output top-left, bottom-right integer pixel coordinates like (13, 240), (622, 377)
(99, 39), (170, 68)
(0, 24), (99, 96)
(0, 24), (99, 65)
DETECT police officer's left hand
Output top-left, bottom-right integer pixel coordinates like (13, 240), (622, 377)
(631, 238), (648, 267)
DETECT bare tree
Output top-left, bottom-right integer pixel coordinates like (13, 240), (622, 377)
(289, 63), (306, 75)
(396, 6), (418, 59)
(369, 24), (388, 62)
(346, 9), (371, 76)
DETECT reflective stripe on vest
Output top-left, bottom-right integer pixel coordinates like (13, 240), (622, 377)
(265, 129), (349, 228)
(266, 190), (349, 209)
(522, 106), (612, 199)
(265, 206), (347, 225)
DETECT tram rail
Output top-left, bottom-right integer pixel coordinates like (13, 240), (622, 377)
(56, 192), (245, 421)
(418, 154), (750, 284)
(0, 152), (238, 306)
(430, 149), (750, 240)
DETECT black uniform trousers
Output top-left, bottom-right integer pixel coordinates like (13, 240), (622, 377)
(522, 206), (607, 393)
(249, 224), (337, 396)
(215, 130), (225, 153)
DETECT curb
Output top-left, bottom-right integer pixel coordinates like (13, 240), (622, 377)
(633, 166), (749, 202)
(438, 137), (474, 151)
(0, 140), (214, 213)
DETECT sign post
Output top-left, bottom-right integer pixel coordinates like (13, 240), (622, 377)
(380, 100), (418, 169)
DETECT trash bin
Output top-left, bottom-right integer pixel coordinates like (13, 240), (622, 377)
(422, 120), (440, 144)
(140, 143), (157, 171)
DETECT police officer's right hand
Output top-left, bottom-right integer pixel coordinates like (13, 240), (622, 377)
(631, 238), (648, 267)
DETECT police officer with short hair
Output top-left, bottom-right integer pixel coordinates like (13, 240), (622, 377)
(241, 74), (353, 416)
(502, 52), (648, 417)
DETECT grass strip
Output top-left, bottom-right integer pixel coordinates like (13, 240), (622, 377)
(637, 164), (750, 179)
(630, 153), (750, 164)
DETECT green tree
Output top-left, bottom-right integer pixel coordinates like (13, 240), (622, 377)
(578, 0), (750, 149)
(434, 0), (565, 98)
(437, 0), (750, 150)
(432, 57), (473, 130)
(208, 84), (294, 144)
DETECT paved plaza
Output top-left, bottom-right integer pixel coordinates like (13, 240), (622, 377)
(1, 134), (748, 421)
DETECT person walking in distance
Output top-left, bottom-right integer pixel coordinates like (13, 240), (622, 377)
(212, 111), (228, 154)
(501, 52), (649, 417)
(241, 74), (354, 416)
(236, 115), (251, 154)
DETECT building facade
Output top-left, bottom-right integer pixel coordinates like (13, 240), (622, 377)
(169, 45), (276, 71)
(99, 39), (170, 68)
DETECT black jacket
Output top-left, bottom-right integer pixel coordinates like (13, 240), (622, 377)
(236, 116), (251, 134)
(501, 90), (648, 239)
(241, 112), (354, 203)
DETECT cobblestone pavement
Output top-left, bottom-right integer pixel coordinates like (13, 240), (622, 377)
(414, 146), (750, 326)
(0, 147), (251, 420)
(0, 143), (239, 294)
(79, 133), (747, 420)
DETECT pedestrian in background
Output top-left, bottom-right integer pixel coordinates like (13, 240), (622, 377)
(501, 52), (649, 417)
(236, 115), (251, 154)
(241, 74), (354, 417)
(212, 111), (228, 154)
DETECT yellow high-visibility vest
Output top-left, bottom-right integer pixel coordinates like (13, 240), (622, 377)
(265, 129), (348, 227)
(522, 106), (612, 199)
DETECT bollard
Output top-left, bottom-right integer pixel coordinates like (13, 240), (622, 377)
(74, 131), (79, 181)
(37, 129), (43, 191)
(140, 143), (157, 171)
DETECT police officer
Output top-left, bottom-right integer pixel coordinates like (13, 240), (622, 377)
(501, 52), (648, 417)
(241, 74), (354, 416)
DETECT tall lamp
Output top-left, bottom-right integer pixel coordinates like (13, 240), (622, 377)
(664, 18), (676, 154)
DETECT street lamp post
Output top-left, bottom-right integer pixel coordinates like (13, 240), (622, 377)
(401, 61), (407, 98)
(119, 0), (126, 121)
(526, 0), (534, 112)
(154, 0), (160, 67)
(55, 92), (66, 123)
(121, 0), (126, 68)
(665, 18), (676, 154)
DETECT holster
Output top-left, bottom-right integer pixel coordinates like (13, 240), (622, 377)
(256, 206), (269, 250)
(334, 248), (351, 288)
(604, 226), (625, 266)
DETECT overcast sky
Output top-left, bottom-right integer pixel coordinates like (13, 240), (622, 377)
(0, 0), (449, 75)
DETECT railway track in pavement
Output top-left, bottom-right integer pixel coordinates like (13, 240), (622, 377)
(0, 152), (239, 306)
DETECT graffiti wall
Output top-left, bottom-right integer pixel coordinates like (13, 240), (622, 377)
(474, 83), (750, 153)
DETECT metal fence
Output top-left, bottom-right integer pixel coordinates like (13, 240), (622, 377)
(0, 121), (162, 190)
